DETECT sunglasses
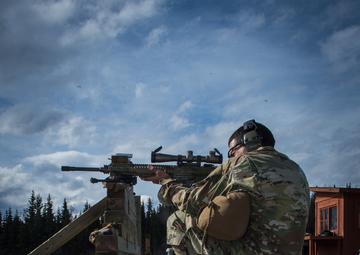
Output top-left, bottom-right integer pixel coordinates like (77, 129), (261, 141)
(227, 142), (243, 158)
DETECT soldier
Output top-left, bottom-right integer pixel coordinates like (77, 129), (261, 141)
(142, 120), (310, 255)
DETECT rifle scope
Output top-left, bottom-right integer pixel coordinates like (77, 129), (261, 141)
(151, 146), (223, 164)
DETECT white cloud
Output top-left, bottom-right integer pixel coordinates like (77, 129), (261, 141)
(0, 165), (29, 206)
(306, 145), (360, 188)
(32, 0), (76, 24)
(0, 161), (104, 210)
(60, 0), (163, 45)
(112, 138), (161, 162)
(204, 121), (240, 148)
(2, 0), (360, 211)
(166, 134), (200, 154)
(0, 165), (25, 181)
(170, 115), (191, 131)
(289, 152), (312, 163)
(24, 150), (106, 168)
(112, 142), (146, 161)
(321, 26), (360, 73)
(170, 100), (193, 131)
(47, 116), (97, 147)
(0, 105), (64, 135)
(146, 25), (167, 47)
(0, 105), (97, 148)
(140, 195), (151, 204)
(118, 0), (160, 24)
(223, 94), (265, 117)
(16, 150), (108, 210)
(178, 100), (192, 113)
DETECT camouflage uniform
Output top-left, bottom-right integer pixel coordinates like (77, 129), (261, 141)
(158, 146), (310, 255)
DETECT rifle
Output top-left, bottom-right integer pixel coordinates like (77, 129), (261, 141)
(30, 146), (222, 255)
(61, 146), (223, 186)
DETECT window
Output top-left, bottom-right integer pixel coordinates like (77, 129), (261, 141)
(320, 206), (337, 232)
(330, 207), (337, 230)
(320, 208), (329, 232)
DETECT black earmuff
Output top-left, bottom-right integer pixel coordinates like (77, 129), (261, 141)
(242, 119), (262, 149)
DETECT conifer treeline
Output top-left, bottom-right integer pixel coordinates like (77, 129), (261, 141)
(0, 190), (316, 255)
(0, 191), (170, 255)
(142, 198), (172, 255)
(0, 190), (100, 255)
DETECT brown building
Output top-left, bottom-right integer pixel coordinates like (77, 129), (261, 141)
(304, 187), (360, 255)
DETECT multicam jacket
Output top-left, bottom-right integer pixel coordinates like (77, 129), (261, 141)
(158, 146), (310, 255)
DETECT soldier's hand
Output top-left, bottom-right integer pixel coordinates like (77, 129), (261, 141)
(140, 165), (170, 184)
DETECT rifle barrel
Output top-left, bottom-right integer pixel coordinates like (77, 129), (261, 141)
(61, 166), (103, 172)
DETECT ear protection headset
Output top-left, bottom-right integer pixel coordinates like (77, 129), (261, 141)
(241, 119), (262, 151)
(228, 119), (263, 157)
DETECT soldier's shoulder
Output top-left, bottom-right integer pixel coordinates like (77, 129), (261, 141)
(228, 147), (298, 172)
(246, 147), (295, 164)
(228, 154), (251, 167)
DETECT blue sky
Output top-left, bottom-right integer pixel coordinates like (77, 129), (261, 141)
(1, 0), (360, 212)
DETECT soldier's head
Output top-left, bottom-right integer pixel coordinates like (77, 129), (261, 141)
(227, 120), (275, 158)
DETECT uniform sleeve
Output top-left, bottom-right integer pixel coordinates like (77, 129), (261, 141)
(157, 160), (233, 217)
(158, 174), (223, 216)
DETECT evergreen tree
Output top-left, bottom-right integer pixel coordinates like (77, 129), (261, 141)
(43, 194), (56, 237)
(146, 198), (153, 216)
(144, 198), (153, 247)
(151, 204), (169, 254)
(2, 208), (13, 254)
(0, 210), (3, 250)
(24, 190), (36, 225)
(83, 200), (91, 212)
(59, 201), (100, 255)
(13, 210), (24, 254)
(55, 207), (62, 229)
(22, 191), (45, 253)
(150, 206), (162, 254)
(142, 198), (169, 254)
(34, 194), (44, 241)
(0, 192), (172, 254)
(22, 190), (37, 251)
(77, 201), (99, 254)
(61, 198), (71, 226)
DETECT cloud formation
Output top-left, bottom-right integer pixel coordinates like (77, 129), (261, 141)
(1, 0), (360, 212)
(32, 0), (76, 25)
(0, 150), (108, 210)
(24, 150), (106, 168)
(321, 25), (360, 74)
(0, 165), (29, 207)
(60, 0), (163, 45)
(0, 105), (64, 135)
(170, 101), (193, 130)
(47, 117), (97, 147)
(146, 25), (167, 47)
